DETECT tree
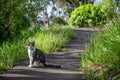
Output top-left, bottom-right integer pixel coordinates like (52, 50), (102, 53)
(23, 0), (50, 27)
(0, 0), (26, 29)
(0, 0), (30, 41)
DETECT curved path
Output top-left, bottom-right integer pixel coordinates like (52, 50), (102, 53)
(0, 28), (97, 80)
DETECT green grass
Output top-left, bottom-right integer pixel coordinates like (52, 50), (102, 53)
(81, 20), (120, 80)
(29, 26), (75, 53)
(0, 25), (75, 72)
(0, 40), (28, 71)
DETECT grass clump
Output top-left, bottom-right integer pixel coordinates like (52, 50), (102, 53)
(0, 40), (28, 70)
(81, 19), (120, 80)
(0, 25), (75, 72)
(29, 26), (75, 53)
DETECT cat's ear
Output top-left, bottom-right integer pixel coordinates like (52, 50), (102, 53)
(33, 40), (35, 43)
(32, 40), (35, 45)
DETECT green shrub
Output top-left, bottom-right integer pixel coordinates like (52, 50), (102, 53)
(10, 9), (30, 36)
(68, 4), (114, 27)
(81, 19), (120, 80)
(0, 1), (30, 42)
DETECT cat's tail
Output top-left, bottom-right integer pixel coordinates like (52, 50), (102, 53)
(44, 64), (61, 68)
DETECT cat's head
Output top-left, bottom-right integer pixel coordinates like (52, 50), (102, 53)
(26, 41), (35, 50)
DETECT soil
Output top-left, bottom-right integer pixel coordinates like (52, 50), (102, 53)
(0, 28), (98, 80)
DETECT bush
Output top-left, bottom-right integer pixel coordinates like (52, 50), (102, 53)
(9, 10), (30, 40)
(0, 0), (32, 43)
(81, 19), (120, 80)
(68, 4), (114, 27)
(0, 5), (30, 42)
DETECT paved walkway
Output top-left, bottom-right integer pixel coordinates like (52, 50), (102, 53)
(0, 28), (97, 80)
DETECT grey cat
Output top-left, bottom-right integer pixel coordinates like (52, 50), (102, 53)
(27, 41), (61, 68)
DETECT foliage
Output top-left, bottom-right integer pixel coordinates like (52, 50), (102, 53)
(95, 0), (116, 20)
(57, 0), (81, 14)
(29, 26), (75, 53)
(81, 19), (120, 80)
(69, 4), (114, 27)
(0, 0), (55, 42)
(10, 8), (30, 37)
(0, 25), (75, 72)
(23, 0), (49, 27)
(0, 0), (30, 42)
(50, 17), (68, 25)
(58, 0), (91, 14)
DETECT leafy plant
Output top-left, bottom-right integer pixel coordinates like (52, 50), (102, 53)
(68, 4), (115, 27)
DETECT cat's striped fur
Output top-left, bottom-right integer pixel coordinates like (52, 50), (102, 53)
(27, 41), (61, 68)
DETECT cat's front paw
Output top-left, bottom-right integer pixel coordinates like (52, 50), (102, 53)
(28, 65), (33, 68)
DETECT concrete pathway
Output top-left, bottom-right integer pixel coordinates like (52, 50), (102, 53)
(0, 28), (97, 80)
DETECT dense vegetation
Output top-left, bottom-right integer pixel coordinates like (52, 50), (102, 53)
(0, 0), (30, 42)
(81, 19), (120, 80)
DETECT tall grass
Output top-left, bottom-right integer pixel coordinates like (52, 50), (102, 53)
(0, 25), (75, 72)
(29, 26), (75, 53)
(81, 19), (120, 80)
(0, 40), (28, 71)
